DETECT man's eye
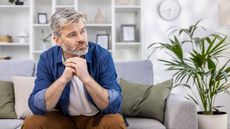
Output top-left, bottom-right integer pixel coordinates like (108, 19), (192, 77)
(69, 33), (77, 37)
(81, 29), (85, 34)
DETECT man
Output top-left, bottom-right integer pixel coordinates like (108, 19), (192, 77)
(23, 8), (126, 129)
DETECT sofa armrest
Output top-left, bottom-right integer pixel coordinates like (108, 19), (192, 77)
(164, 94), (198, 129)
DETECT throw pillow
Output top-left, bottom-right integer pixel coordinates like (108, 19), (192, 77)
(0, 81), (17, 118)
(13, 76), (35, 119)
(120, 79), (173, 122)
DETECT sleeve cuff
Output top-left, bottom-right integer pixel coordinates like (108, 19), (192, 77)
(107, 89), (119, 104)
(34, 89), (46, 111)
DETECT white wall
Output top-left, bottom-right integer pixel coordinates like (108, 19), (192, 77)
(143, 0), (230, 124)
(143, 0), (220, 83)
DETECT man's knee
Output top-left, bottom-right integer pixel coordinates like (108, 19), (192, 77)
(102, 114), (126, 129)
(22, 115), (47, 129)
(22, 112), (76, 129)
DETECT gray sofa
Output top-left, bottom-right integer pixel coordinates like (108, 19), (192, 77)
(0, 59), (198, 129)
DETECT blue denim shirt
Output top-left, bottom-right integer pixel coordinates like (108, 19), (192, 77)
(29, 42), (122, 115)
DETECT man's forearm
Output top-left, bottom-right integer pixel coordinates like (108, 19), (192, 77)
(83, 77), (109, 110)
(45, 77), (67, 111)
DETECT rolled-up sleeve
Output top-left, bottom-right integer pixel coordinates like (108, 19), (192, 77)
(34, 89), (46, 111)
(98, 52), (122, 114)
(28, 53), (52, 115)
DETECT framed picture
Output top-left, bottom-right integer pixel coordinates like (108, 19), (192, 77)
(96, 34), (109, 49)
(38, 13), (48, 24)
(121, 24), (136, 42)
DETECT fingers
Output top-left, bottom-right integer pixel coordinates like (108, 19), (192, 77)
(65, 62), (76, 69)
(64, 66), (75, 76)
(64, 57), (82, 65)
(66, 66), (75, 74)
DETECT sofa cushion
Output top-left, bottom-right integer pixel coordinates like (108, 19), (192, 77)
(120, 79), (172, 122)
(0, 81), (17, 118)
(0, 60), (35, 81)
(13, 76), (35, 119)
(0, 119), (23, 129)
(126, 118), (166, 129)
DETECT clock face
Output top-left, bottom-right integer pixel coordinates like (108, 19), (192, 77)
(158, 0), (181, 21)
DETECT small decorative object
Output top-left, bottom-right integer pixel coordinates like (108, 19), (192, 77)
(121, 24), (136, 42)
(0, 35), (13, 43)
(38, 13), (48, 24)
(9, 0), (24, 5)
(15, 0), (24, 5)
(0, 56), (11, 60)
(40, 29), (52, 50)
(17, 30), (28, 43)
(9, 0), (15, 4)
(96, 34), (109, 49)
(157, 0), (182, 21)
(94, 8), (105, 24)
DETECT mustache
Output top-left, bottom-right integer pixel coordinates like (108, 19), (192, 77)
(78, 40), (87, 45)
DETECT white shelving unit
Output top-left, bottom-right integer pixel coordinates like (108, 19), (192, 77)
(0, 1), (31, 60)
(113, 0), (143, 61)
(0, 0), (144, 62)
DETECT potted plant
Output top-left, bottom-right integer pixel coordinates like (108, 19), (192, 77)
(148, 20), (230, 129)
(9, 0), (24, 5)
(40, 29), (52, 51)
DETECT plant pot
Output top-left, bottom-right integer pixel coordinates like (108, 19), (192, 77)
(197, 111), (227, 129)
(15, 0), (24, 5)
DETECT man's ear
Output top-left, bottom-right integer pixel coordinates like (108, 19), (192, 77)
(52, 35), (62, 46)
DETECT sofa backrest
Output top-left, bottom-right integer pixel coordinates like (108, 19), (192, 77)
(115, 60), (153, 85)
(0, 60), (35, 81)
(0, 59), (153, 85)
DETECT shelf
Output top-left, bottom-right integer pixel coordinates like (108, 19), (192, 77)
(0, 42), (29, 46)
(33, 24), (49, 27)
(32, 50), (43, 54)
(115, 42), (141, 46)
(0, 5), (30, 8)
(115, 6), (141, 13)
(86, 24), (112, 27)
(114, 0), (141, 6)
(0, 0), (143, 62)
(55, 5), (74, 8)
(0, 5), (30, 12)
(114, 5), (141, 9)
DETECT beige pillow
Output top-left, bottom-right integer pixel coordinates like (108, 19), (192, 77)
(13, 76), (35, 119)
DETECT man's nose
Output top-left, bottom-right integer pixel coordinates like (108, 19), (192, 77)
(76, 34), (84, 42)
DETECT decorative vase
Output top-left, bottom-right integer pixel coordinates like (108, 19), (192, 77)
(95, 8), (105, 24)
(197, 111), (227, 129)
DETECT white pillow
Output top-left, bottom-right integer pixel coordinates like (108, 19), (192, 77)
(13, 76), (35, 119)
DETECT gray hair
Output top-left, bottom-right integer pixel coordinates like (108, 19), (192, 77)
(49, 8), (86, 36)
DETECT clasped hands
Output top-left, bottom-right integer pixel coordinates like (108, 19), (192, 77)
(61, 56), (91, 84)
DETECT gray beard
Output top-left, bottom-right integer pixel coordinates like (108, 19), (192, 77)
(62, 45), (89, 56)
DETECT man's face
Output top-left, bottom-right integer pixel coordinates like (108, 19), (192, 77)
(54, 20), (88, 57)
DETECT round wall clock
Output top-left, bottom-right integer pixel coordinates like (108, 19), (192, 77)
(157, 0), (182, 21)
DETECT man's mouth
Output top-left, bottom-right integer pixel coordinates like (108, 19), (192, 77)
(77, 44), (88, 50)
